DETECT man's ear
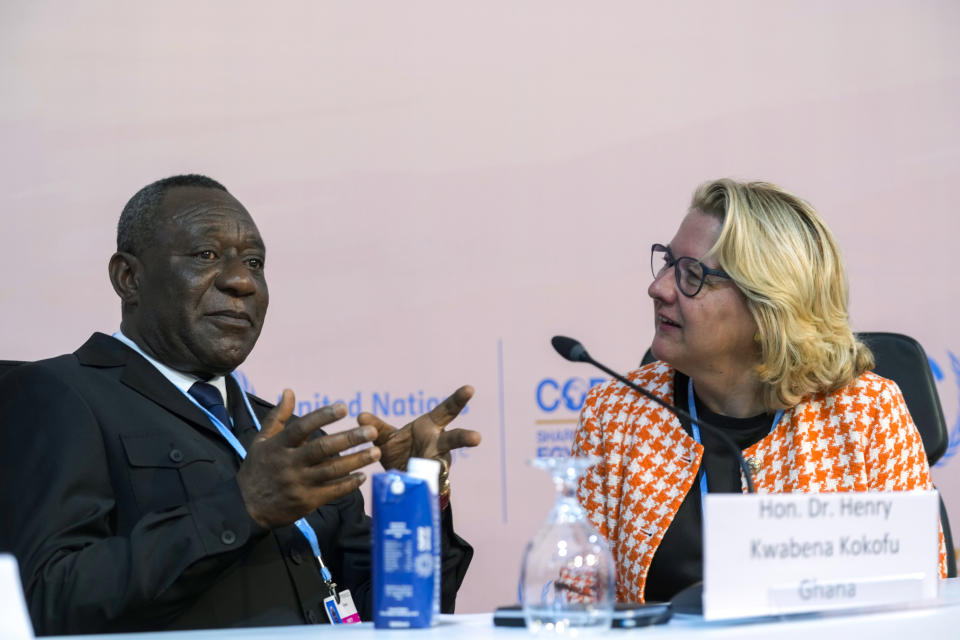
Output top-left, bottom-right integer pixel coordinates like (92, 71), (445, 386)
(108, 252), (142, 306)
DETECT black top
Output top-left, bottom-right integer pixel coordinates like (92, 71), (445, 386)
(644, 371), (775, 602)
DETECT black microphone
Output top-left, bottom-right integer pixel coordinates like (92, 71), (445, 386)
(551, 335), (756, 493)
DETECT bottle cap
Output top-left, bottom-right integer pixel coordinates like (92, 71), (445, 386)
(406, 458), (440, 496)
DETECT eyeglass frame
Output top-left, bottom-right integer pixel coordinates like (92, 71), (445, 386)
(650, 243), (731, 298)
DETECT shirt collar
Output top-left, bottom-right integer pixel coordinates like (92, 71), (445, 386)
(111, 330), (228, 400)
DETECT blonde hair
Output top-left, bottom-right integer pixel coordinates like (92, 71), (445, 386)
(692, 179), (874, 409)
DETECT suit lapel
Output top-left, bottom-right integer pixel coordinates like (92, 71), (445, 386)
(75, 332), (222, 437)
(226, 375), (261, 448)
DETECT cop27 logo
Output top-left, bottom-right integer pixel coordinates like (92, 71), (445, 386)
(536, 377), (607, 412)
(930, 352), (960, 466)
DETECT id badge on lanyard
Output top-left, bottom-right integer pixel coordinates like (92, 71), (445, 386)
(324, 589), (361, 624)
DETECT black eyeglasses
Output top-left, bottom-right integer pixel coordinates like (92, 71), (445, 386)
(650, 243), (731, 297)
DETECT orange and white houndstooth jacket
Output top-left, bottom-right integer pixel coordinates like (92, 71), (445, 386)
(573, 361), (948, 603)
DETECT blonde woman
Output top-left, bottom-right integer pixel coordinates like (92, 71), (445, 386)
(573, 179), (947, 603)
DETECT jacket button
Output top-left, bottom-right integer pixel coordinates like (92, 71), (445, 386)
(290, 549), (303, 564)
(169, 449), (184, 463)
(220, 530), (237, 545)
(306, 609), (318, 624)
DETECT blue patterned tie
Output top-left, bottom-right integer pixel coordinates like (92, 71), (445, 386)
(188, 381), (232, 429)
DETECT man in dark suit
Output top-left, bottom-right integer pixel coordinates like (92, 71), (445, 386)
(0, 175), (481, 635)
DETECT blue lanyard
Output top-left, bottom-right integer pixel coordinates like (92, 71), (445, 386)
(178, 375), (336, 587)
(687, 378), (783, 507)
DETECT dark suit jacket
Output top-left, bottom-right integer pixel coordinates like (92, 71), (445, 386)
(0, 333), (473, 635)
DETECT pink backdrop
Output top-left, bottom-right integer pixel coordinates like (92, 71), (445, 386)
(2, 0), (959, 613)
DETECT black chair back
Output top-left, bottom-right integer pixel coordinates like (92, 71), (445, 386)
(858, 332), (948, 464)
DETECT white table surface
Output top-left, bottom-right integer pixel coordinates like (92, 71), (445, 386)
(46, 578), (960, 640)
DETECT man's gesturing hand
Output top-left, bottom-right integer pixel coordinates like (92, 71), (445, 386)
(237, 389), (381, 530)
(357, 385), (480, 472)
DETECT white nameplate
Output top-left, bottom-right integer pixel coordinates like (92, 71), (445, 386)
(0, 554), (34, 639)
(702, 491), (940, 620)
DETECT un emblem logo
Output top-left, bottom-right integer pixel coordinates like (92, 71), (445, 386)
(930, 352), (960, 466)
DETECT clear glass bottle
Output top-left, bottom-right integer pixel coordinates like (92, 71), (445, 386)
(519, 456), (615, 636)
